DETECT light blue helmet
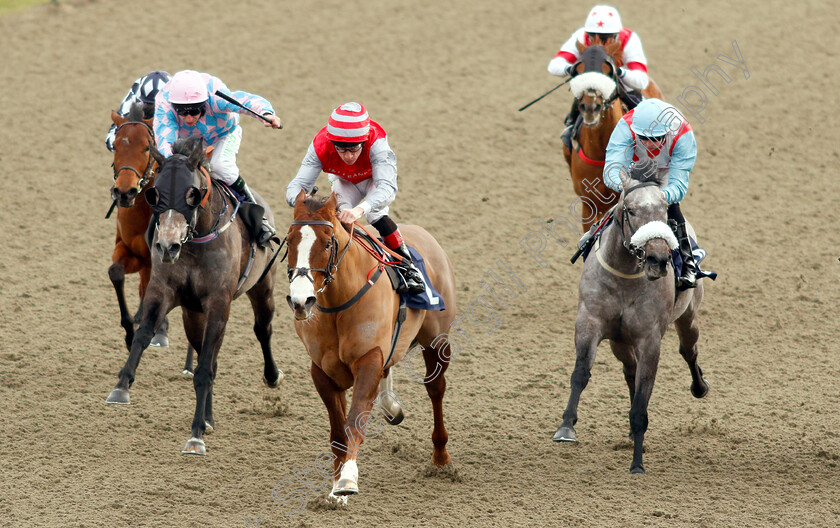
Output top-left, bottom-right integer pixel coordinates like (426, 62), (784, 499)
(629, 98), (685, 138)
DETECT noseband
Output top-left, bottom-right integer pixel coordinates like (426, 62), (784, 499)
(287, 220), (352, 294)
(618, 181), (661, 262)
(113, 121), (156, 191)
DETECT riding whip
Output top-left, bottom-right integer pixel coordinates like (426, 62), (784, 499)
(518, 77), (573, 112)
(214, 90), (282, 129)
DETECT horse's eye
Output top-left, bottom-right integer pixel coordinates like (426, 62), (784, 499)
(627, 209), (636, 216)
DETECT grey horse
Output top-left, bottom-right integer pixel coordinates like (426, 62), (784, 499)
(553, 162), (709, 474)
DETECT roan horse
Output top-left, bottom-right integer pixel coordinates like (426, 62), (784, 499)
(105, 136), (283, 456)
(285, 191), (456, 501)
(553, 162), (709, 474)
(108, 103), (195, 372)
(563, 40), (665, 231)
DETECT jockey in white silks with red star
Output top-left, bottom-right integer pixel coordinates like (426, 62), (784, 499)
(548, 5), (651, 152)
(602, 98), (700, 289)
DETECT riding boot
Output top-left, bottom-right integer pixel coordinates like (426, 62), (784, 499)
(673, 221), (698, 289)
(561, 101), (580, 152)
(392, 243), (426, 295)
(230, 176), (276, 246)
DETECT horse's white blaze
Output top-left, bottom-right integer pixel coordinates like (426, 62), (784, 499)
(157, 210), (188, 246)
(630, 221), (678, 250)
(289, 225), (317, 304)
(570, 71), (617, 99)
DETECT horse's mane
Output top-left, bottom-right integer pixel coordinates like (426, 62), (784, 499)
(626, 158), (667, 186)
(170, 136), (211, 171)
(126, 102), (146, 122)
(303, 195), (333, 213)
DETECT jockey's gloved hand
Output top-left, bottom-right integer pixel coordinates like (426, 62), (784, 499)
(564, 64), (575, 76)
(617, 67), (626, 78)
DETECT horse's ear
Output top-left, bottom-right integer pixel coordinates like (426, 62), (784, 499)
(573, 61), (585, 76)
(618, 165), (632, 188)
(293, 189), (308, 215)
(188, 137), (205, 169)
(324, 193), (338, 216)
(150, 145), (165, 167)
(112, 110), (126, 126)
(601, 61), (614, 76)
(605, 41), (623, 65)
(576, 40), (586, 54)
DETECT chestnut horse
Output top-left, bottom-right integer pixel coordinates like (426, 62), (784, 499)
(562, 41), (664, 231)
(108, 103), (194, 372)
(285, 191), (456, 502)
(106, 136), (283, 456)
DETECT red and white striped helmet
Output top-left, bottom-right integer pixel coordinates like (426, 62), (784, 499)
(584, 5), (622, 34)
(326, 102), (370, 143)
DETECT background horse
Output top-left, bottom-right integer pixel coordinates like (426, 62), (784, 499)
(594, 38), (665, 101)
(553, 162), (709, 474)
(109, 103), (196, 373)
(285, 191), (456, 502)
(105, 136), (283, 456)
(563, 44), (625, 231)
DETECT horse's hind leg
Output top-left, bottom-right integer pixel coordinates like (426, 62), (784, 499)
(421, 340), (451, 467)
(554, 317), (601, 443)
(377, 368), (405, 426)
(247, 285), (283, 387)
(675, 308), (709, 399)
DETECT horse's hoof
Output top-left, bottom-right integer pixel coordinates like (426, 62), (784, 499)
(181, 369), (194, 377)
(263, 370), (284, 388)
(384, 408), (404, 426)
(149, 334), (169, 347)
(553, 426), (576, 442)
(630, 465), (646, 475)
(204, 422), (214, 434)
(691, 378), (710, 399)
(105, 388), (130, 405)
(181, 438), (206, 455)
(326, 491), (349, 506)
(332, 480), (359, 496)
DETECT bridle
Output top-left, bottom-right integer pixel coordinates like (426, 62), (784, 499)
(617, 181), (661, 263)
(287, 220), (352, 295)
(113, 121), (156, 191)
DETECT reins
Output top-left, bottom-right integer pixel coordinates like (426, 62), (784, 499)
(106, 120), (157, 219)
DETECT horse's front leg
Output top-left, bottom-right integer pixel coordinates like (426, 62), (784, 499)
(628, 336), (662, 474)
(332, 347), (384, 497)
(106, 292), (169, 405)
(182, 302), (230, 456)
(310, 362), (349, 502)
(554, 314), (602, 443)
(109, 242), (143, 350)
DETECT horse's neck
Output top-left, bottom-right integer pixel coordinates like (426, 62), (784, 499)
(319, 230), (381, 306)
(195, 182), (226, 232)
(599, 218), (641, 273)
(579, 101), (624, 157)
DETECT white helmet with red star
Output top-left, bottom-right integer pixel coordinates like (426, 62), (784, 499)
(584, 5), (622, 34)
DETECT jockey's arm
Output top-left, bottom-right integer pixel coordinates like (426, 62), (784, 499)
(358, 138), (398, 216)
(286, 142), (323, 207)
(547, 29), (585, 76)
(153, 96), (178, 157)
(211, 83), (276, 121)
(662, 131), (698, 204)
(602, 119), (635, 192)
(619, 32), (650, 91)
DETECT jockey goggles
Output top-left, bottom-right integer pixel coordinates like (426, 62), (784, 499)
(173, 103), (206, 117)
(331, 141), (364, 153)
(637, 134), (667, 144)
(587, 32), (618, 42)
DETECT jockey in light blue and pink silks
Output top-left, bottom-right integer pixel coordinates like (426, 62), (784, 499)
(153, 71), (276, 185)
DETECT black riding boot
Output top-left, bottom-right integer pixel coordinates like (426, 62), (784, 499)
(231, 176), (276, 246)
(392, 243), (426, 295)
(561, 100), (580, 152)
(673, 221), (698, 289)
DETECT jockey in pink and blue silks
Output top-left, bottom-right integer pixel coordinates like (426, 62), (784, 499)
(154, 70), (283, 246)
(603, 98), (700, 289)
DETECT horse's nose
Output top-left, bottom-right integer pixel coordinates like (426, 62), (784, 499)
(112, 187), (138, 206)
(155, 242), (181, 263)
(645, 254), (669, 278)
(287, 295), (316, 318)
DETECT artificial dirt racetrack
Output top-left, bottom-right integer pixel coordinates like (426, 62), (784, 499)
(1, 0), (839, 526)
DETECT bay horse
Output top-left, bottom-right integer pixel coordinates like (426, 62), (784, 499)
(553, 162), (709, 474)
(105, 135), (284, 456)
(563, 40), (665, 231)
(563, 44), (625, 231)
(285, 191), (456, 502)
(109, 103), (194, 373)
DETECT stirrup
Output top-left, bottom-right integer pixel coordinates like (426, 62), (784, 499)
(398, 264), (426, 295)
